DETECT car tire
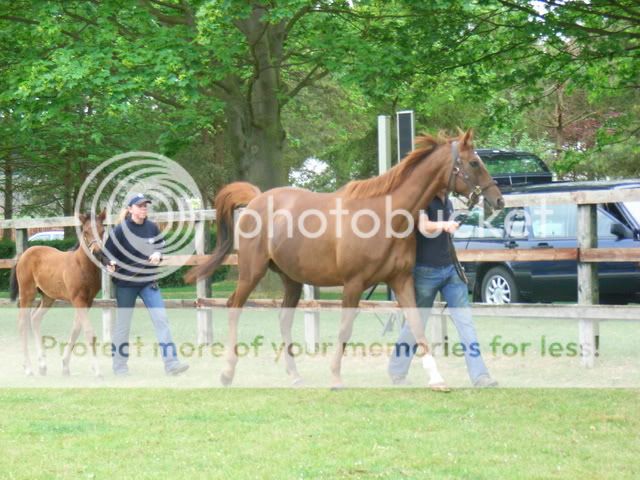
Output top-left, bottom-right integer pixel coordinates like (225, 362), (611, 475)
(480, 267), (520, 304)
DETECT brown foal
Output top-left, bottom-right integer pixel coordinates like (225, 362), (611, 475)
(11, 211), (106, 377)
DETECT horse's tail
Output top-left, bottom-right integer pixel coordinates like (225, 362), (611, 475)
(9, 257), (19, 302)
(184, 182), (261, 284)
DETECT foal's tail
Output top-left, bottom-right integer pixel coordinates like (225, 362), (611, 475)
(184, 182), (261, 284)
(10, 257), (19, 302)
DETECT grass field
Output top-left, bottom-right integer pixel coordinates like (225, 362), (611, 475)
(0, 388), (638, 479)
(1, 282), (638, 478)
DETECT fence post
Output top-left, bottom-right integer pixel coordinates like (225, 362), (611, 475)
(195, 219), (213, 345)
(15, 228), (28, 256)
(100, 225), (115, 342)
(303, 284), (319, 353)
(101, 267), (115, 343)
(577, 204), (599, 367)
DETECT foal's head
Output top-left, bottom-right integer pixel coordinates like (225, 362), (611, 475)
(78, 210), (107, 262)
(451, 130), (505, 210)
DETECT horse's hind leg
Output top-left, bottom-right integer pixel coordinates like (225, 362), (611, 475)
(277, 273), (303, 386)
(221, 252), (270, 386)
(17, 282), (37, 376)
(31, 295), (55, 376)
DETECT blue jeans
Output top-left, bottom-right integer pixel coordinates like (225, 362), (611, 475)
(112, 283), (180, 374)
(388, 264), (490, 384)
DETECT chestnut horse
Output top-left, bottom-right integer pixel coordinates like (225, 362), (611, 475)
(11, 211), (106, 377)
(185, 130), (504, 389)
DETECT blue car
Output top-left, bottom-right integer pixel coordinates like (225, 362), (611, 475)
(454, 180), (640, 304)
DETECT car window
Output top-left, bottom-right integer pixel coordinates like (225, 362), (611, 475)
(483, 154), (549, 175)
(597, 208), (620, 238)
(456, 207), (519, 239)
(624, 201), (640, 226)
(530, 204), (577, 239)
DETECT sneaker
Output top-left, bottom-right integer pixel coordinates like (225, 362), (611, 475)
(167, 363), (189, 376)
(474, 375), (498, 388)
(390, 376), (412, 386)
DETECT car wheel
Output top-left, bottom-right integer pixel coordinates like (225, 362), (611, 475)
(481, 267), (520, 304)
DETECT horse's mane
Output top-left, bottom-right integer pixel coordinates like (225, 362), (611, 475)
(340, 133), (449, 200)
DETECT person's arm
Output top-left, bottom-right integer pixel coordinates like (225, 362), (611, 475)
(148, 222), (165, 265)
(418, 212), (459, 235)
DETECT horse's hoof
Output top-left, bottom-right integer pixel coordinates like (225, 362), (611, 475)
(330, 383), (345, 391)
(291, 377), (304, 387)
(62, 368), (70, 377)
(220, 372), (233, 387)
(39, 366), (47, 376)
(24, 369), (34, 377)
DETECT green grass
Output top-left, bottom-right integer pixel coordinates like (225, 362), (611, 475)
(0, 389), (638, 479)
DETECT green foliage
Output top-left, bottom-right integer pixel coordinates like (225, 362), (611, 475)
(1, 0), (639, 214)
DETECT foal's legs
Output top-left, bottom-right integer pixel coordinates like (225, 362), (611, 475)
(31, 295), (55, 376)
(18, 282), (37, 376)
(221, 253), (270, 386)
(277, 273), (303, 385)
(329, 282), (364, 390)
(388, 273), (449, 391)
(62, 303), (101, 377)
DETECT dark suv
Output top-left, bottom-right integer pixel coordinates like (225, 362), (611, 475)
(454, 180), (640, 304)
(477, 149), (553, 186)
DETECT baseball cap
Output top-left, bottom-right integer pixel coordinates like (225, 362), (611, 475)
(127, 193), (152, 207)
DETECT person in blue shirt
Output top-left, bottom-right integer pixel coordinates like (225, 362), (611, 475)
(104, 193), (188, 377)
(388, 190), (497, 388)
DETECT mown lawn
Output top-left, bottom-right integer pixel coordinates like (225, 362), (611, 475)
(0, 389), (638, 479)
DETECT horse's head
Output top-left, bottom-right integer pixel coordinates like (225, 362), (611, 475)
(78, 209), (106, 262)
(449, 130), (505, 211)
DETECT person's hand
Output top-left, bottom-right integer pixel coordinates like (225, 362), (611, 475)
(148, 252), (162, 265)
(441, 221), (460, 234)
(107, 261), (116, 273)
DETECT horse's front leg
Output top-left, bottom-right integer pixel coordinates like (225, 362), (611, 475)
(279, 276), (303, 386)
(329, 282), (363, 390)
(78, 306), (101, 378)
(61, 308), (85, 376)
(389, 273), (449, 392)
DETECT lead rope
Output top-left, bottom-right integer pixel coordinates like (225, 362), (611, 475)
(445, 141), (469, 285)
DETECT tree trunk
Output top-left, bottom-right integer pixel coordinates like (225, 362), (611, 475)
(225, 101), (286, 189)
(63, 156), (75, 239)
(2, 157), (13, 241)
(224, 6), (288, 190)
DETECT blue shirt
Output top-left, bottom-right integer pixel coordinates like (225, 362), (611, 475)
(104, 217), (165, 286)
